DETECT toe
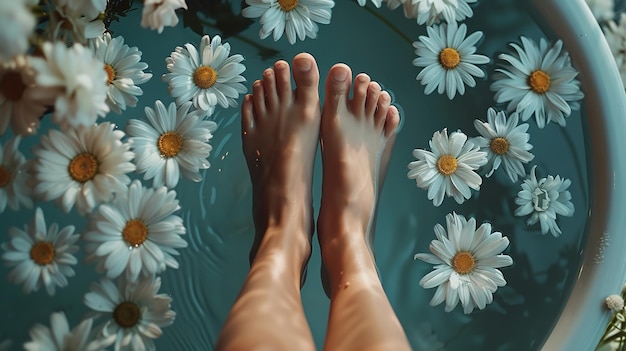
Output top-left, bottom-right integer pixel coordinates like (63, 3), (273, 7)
(323, 64), (352, 116)
(384, 105), (401, 138)
(375, 91), (391, 128)
(351, 73), (370, 117)
(274, 60), (292, 102)
(262, 68), (279, 111)
(293, 53), (320, 102)
(252, 80), (266, 119)
(241, 94), (255, 133)
(365, 82), (381, 117)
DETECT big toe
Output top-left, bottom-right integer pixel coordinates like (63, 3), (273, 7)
(323, 63), (352, 114)
(292, 52), (320, 101)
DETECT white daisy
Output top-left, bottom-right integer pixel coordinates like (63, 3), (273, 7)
(53, 0), (107, 21)
(83, 180), (187, 280)
(242, 0), (335, 45)
(162, 34), (247, 113)
(24, 311), (115, 351)
(49, 7), (106, 45)
(358, 0), (382, 7)
(407, 128), (488, 206)
(90, 32), (153, 114)
(141, 0), (188, 34)
(0, 56), (58, 136)
(0, 0), (35, 61)
(127, 100), (217, 188)
(514, 165), (574, 236)
(1, 207), (79, 295)
(29, 41), (109, 130)
(0, 136), (33, 213)
(471, 107), (535, 183)
(391, 0), (476, 25)
(490, 37), (584, 129)
(83, 276), (176, 351)
(585, 0), (614, 22)
(412, 21), (489, 100)
(32, 122), (136, 214)
(414, 212), (514, 314)
(603, 13), (626, 88)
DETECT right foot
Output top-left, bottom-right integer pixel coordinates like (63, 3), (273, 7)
(317, 64), (400, 294)
(241, 53), (321, 271)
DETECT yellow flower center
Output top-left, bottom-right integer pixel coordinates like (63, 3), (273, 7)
(157, 131), (183, 158)
(30, 241), (55, 265)
(439, 48), (460, 70)
(122, 219), (148, 247)
(0, 71), (26, 101)
(113, 301), (141, 328)
(489, 137), (509, 155)
(0, 166), (10, 187)
(193, 66), (217, 89)
(452, 251), (476, 275)
(528, 70), (550, 94)
(104, 64), (115, 85)
(68, 153), (99, 183)
(278, 0), (298, 11)
(436, 154), (458, 176)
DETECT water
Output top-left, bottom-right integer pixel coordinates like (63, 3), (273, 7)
(0, 1), (591, 350)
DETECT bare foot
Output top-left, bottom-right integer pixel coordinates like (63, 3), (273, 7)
(317, 64), (400, 296)
(241, 53), (321, 273)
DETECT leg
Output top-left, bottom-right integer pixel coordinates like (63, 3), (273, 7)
(318, 65), (411, 351)
(215, 53), (320, 351)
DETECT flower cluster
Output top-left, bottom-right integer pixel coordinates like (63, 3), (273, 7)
(405, 0), (580, 315)
(0, 1), (248, 350)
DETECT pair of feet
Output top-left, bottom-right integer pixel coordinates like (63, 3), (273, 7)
(242, 52), (399, 292)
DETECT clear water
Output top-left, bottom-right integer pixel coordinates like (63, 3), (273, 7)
(0, 0), (590, 350)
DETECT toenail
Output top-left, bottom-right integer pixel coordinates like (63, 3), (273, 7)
(296, 59), (312, 71)
(333, 70), (347, 82)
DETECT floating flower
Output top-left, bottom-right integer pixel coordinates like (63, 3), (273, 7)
(29, 41), (109, 130)
(83, 276), (176, 351)
(90, 32), (153, 114)
(388, 0), (477, 25)
(603, 13), (626, 88)
(514, 165), (574, 236)
(414, 212), (514, 314)
(0, 56), (58, 136)
(141, 0), (188, 33)
(49, 7), (106, 45)
(490, 37), (584, 129)
(471, 107), (535, 183)
(0, 0), (36, 61)
(163, 34), (247, 113)
(412, 21), (489, 100)
(83, 180), (187, 280)
(0, 136), (33, 213)
(407, 128), (487, 206)
(32, 122), (135, 214)
(53, 0), (107, 21)
(358, 0), (382, 7)
(242, 0), (335, 44)
(127, 100), (217, 188)
(24, 311), (114, 351)
(1, 207), (79, 295)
